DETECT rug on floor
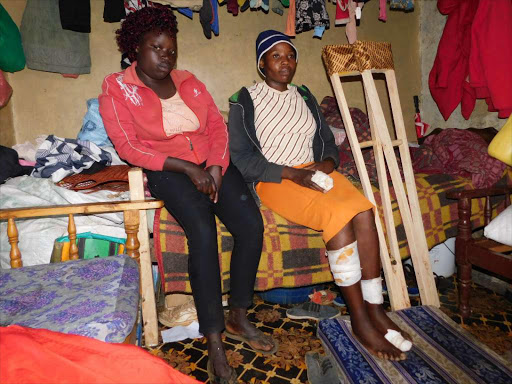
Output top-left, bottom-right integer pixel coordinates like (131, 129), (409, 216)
(146, 278), (512, 383)
(319, 306), (512, 384)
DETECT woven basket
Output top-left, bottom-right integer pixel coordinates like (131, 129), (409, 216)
(322, 41), (394, 76)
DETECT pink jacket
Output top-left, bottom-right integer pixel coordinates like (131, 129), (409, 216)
(98, 64), (229, 173)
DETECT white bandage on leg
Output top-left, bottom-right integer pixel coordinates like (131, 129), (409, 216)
(384, 329), (412, 352)
(327, 241), (361, 287)
(361, 277), (384, 305)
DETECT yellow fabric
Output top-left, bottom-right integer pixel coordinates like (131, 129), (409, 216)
(488, 115), (512, 166)
(256, 170), (374, 242)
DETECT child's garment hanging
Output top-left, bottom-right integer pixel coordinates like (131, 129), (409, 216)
(335, 0), (350, 25)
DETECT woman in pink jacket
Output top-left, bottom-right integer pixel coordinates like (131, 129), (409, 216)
(99, 7), (276, 383)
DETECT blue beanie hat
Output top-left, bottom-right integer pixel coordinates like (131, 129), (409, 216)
(256, 30), (298, 77)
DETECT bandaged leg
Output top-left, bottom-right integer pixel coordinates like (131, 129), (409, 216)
(362, 277), (412, 352)
(327, 241), (361, 287)
(361, 277), (384, 305)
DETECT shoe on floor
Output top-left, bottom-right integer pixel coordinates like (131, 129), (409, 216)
(333, 296), (346, 307)
(158, 301), (198, 328)
(286, 302), (339, 321)
(305, 352), (340, 384)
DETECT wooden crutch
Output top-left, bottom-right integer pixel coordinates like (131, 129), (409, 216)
(322, 42), (439, 309)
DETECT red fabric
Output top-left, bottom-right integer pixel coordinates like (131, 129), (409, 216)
(467, 0), (512, 119)
(0, 325), (202, 384)
(99, 64), (229, 173)
(429, 0), (512, 120)
(429, 0), (479, 121)
(0, 70), (13, 108)
(422, 128), (507, 188)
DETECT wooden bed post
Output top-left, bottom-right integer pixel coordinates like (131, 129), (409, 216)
(323, 42), (439, 309)
(128, 168), (159, 347)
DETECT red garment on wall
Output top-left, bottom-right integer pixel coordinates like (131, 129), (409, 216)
(0, 325), (202, 384)
(429, 0), (512, 120)
(468, 0), (512, 119)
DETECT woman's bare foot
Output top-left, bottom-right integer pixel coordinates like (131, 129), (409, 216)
(365, 302), (412, 341)
(207, 335), (234, 381)
(225, 308), (276, 353)
(350, 310), (406, 360)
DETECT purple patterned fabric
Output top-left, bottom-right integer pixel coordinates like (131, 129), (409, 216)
(0, 255), (139, 343)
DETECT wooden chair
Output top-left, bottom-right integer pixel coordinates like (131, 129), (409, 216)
(446, 186), (512, 318)
(0, 173), (163, 344)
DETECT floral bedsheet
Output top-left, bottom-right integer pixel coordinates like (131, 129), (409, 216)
(0, 255), (139, 343)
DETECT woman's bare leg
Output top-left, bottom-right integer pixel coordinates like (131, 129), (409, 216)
(351, 209), (411, 340)
(326, 216), (405, 360)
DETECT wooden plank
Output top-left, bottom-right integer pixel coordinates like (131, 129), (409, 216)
(0, 200), (163, 219)
(363, 70), (439, 306)
(330, 74), (410, 310)
(364, 87), (410, 310)
(359, 139), (402, 149)
(384, 70), (439, 307)
(128, 168), (159, 347)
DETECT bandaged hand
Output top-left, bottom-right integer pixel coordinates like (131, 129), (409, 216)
(311, 171), (333, 192)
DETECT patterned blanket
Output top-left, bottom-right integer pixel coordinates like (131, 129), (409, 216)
(154, 170), (512, 294)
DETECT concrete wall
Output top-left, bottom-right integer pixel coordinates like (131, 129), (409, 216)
(2, 0), (420, 146)
(419, 1), (502, 130)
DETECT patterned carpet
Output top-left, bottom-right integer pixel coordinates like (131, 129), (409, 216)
(146, 277), (512, 383)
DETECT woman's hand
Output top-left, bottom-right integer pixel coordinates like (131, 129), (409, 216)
(206, 165), (223, 203)
(184, 163), (217, 198)
(281, 167), (325, 192)
(304, 158), (336, 174)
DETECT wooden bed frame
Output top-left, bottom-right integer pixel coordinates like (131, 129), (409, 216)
(447, 186), (512, 318)
(0, 168), (163, 344)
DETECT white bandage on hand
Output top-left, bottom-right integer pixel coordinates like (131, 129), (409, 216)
(384, 329), (412, 352)
(311, 170), (333, 192)
(327, 241), (361, 287)
(361, 277), (384, 305)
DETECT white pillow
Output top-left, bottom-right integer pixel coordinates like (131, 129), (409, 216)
(484, 205), (512, 246)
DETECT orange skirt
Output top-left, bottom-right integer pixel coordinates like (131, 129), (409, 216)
(256, 170), (373, 242)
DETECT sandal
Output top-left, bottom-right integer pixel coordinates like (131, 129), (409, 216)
(207, 359), (238, 384)
(224, 328), (279, 355)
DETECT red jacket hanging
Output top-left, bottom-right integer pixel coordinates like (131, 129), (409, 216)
(429, 0), (512, 121)
(467, 0), (512, 119)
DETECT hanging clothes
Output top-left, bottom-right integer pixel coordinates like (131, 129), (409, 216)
(335, 0), (350, 25)
(0, 4), (26, 72)
(285, 0), (296, 36)
(104, 0), (126, 22)
(389, 0), (414, 11)
(467, 0), (512, 119)
(379, 0), (387, 21)
(429, 0), (512, 120)
(58, 0), (91, 33)
(20, 0), (91, 75)
(295, 0), (330, 35)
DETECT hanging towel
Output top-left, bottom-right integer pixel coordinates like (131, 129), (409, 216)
(20, 0), (91, 74)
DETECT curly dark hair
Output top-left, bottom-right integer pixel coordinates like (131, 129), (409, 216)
(116, 6), (178, 62)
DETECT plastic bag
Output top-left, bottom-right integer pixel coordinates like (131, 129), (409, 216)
(77, 98), (113, 147)
(0, 70), (13, 108)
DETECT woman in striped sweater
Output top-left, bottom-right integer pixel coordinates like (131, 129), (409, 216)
(228, 30), (412, 361)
